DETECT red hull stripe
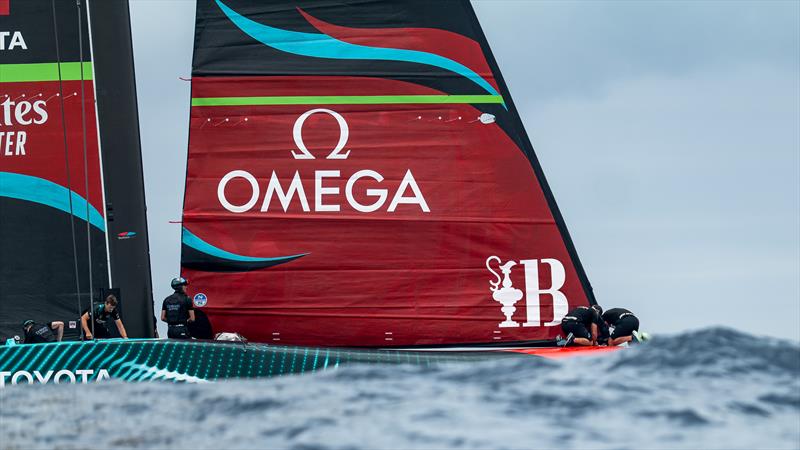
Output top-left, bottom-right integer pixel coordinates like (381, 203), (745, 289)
(508, 346), (623, 359)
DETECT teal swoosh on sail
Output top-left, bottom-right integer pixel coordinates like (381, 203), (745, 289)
(182, 227), (308, 263)
(215, 0), (501, 98)
(0, 172), (106, 232)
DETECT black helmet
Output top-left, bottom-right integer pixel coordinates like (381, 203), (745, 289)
(591, 304), (603, 316)
(22, 320), (34, 329)
(171, 277), (188, 290)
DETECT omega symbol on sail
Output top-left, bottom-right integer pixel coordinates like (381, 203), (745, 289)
(217, 108), (430, 214)
(486, 256), (569, 328)
(291, 108), (351, 160)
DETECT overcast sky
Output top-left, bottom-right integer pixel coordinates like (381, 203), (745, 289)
(128, 0), (800, 341)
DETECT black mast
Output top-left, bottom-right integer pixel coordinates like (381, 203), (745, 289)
(86, 0), (154, 338)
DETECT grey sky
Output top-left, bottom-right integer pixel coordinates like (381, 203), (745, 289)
(128, 0), (800, 341)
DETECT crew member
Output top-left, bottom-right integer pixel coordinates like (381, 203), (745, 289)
(22, 320), (64, 343)
(602, 307), (641, 346)
(591, 305), (610, 346)
(81, 295), (128, 340)
(188, 308), (213, 340)
(161, 277), (195, 339)
(560, 305), (599, 346)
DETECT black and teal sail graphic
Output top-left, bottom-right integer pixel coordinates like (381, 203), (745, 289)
(212, 0), (501, 98)
(181, 227), (308, 273)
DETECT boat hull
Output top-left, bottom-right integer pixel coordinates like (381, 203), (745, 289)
(0, 339), (620, 386)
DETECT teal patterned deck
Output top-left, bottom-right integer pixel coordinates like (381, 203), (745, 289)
(0, 339), (520, 386)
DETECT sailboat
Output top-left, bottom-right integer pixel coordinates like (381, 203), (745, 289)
(0, 0), (615, 387)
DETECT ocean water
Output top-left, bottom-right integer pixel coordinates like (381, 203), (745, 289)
(1, 328), (798, 450)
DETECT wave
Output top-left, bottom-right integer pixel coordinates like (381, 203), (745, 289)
(611, 326), (800, 376)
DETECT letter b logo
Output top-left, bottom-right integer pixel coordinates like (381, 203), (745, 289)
(520, 259), (569, 327)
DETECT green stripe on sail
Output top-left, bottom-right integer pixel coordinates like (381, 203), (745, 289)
(0, 62), (94, 83)
(191, 94), (504, 107)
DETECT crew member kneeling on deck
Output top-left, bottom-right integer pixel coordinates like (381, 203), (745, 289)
(591, 305), (610, 346)
(22, 320), (64, 343)
(560, 306), (599, 346)
(162, 277), (195, 339)
(602, 308), (640, 346)
(81, 295), (128, 340)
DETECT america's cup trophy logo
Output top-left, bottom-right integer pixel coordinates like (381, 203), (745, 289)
(485, 256), (571, 329)
(486, 256), (523, 327)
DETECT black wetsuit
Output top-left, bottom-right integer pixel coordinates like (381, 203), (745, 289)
(561, 306), (598, 340)
(162, 291), (194, 339)
(82, 304), (120, 339)
(595, 314), (610, 345)
(602, 308), (639, 339)
(24, 322), (55, 344)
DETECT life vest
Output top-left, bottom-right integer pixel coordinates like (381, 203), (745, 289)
(164, 294), (189, 325)
(26, 323), (55, 343)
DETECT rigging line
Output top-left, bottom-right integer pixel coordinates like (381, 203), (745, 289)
(52, 0), (84, 336)
(76, 0), (95, 339)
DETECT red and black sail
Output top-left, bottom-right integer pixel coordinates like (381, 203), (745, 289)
(0, 0), (153, 340)
(181, 0), (595, 346)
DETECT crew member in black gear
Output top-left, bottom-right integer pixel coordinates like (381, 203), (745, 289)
(81, 295), (128, 340)
(602, 308), (640, 346)
(188, 308), (213, 340)
(560, 305), (599, 346)
(22, 320), (64, 344)
(162, 277), (195, 339)
(591, 305), (610, 346)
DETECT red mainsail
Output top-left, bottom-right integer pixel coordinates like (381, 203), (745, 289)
(181, 0), (595, 346)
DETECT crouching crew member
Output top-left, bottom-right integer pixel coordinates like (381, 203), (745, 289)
(602, 307), (640, 346)
(591, 305), (610, 346)
(81, 295), (128, 340)
(162, 277), (194, 339)
(560, 305), (599, 346)
(22, 320), (64, 343)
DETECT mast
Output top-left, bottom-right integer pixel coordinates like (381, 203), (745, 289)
(87, 0), (154, 337)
